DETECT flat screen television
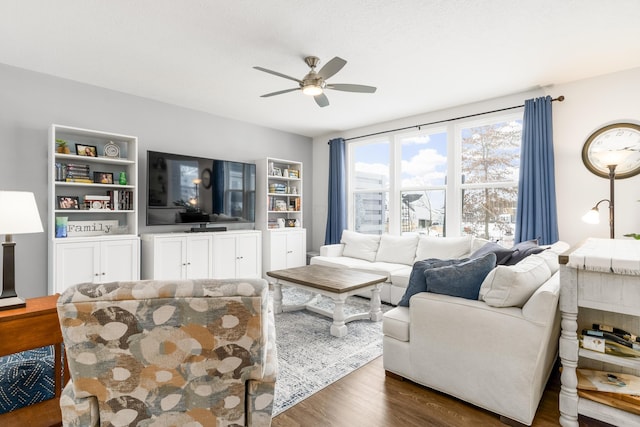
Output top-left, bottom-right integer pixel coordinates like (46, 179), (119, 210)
(146, 150), (256, 227)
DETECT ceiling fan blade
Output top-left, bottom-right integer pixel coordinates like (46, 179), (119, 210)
(260, 88), (300, 98)
(326, 84), (377, 93)
(253, 66), (303, 84)
(316, 57), (346, 80)
(314, 93), (329, 108)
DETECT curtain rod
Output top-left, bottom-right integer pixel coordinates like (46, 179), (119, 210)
(341, 95), (565, 142)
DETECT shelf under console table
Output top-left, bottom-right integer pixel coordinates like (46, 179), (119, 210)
(559, 238), (640, 426)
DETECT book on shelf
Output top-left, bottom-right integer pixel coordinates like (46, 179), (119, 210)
(65, 177), (93, 183)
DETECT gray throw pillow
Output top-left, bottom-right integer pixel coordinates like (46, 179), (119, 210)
(425, 252), (497, 300)
(504, 239), (545, 265)
(398, 258), (467, 307)
(470, 241), (514, 265)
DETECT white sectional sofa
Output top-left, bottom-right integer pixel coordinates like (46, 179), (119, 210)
(310, 230), (487, 305)
(383, 240), (569, 425)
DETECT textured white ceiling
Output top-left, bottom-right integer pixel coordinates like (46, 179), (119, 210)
(2, 0), (640, 137)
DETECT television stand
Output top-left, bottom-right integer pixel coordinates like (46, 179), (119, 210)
(189, 225), (227, 233)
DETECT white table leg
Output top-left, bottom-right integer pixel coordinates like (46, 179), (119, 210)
(273, 281), (283, 314)
(330, 297), (348, 337)
(369, 285), (382, 321)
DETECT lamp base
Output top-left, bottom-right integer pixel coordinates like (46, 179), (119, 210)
(0, 296), (26, 311)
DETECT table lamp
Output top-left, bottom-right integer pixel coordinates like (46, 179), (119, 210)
(0, 191), (44, 310)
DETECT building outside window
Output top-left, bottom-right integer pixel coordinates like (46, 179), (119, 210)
(348, 113), (522, 245)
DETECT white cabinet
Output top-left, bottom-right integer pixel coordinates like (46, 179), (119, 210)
(255, 157), (306, 275)
(212, 231), (262, 279)
(48, 124), (139, 294)
(140, 233), (213, 280)
(559, 239), (640, 426)
(263, 229), (306, 275)
(141, 231), (261, 280)
(52, 237), (139, 294)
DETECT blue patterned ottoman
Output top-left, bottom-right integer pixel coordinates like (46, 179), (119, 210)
(0, 346), (55, 414)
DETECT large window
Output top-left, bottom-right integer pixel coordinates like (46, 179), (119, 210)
(348, 113), (523, 244)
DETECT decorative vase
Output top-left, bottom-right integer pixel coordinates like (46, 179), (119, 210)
(119, 172), (127, 185)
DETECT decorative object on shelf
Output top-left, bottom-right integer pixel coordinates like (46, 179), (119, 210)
(582, 123), (640, 179)
(272, 167), (282, 176)
(66, 220), (119, 237)
(0, 191), (44, 310)
(103, 141), (120, 158)
(118, 171), (127, 185)
(56, 196), (80, 210)
(277, 218), (285, 228)
(84, 195), (111, 210)
(288, 169), (299, 178)
(55, 139), (70, 154)
(285, 218), (297, 227)
(75, 143), (97, 157)
(93, 172), (113, 184)
(55, 216), (68, 238)
(201, 168), (212, 189)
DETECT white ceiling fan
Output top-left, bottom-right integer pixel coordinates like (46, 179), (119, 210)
(253, 56), (377, 107)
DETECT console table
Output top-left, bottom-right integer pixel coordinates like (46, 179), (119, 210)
(559, 238), (640, 426)
(0, 295), (67, 427)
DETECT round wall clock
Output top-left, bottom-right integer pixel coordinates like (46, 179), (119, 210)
(582, 123), (640, 179)
(201, 168), (212, 189)
(103, 141), (120, 158)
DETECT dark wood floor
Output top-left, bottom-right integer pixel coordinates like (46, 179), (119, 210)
(272, 356), (613, 427)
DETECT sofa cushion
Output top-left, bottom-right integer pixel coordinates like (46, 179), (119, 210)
(375, 234), (419, 265)
(425, 252), (496, 300)
(397, 258), (467, 307)
(479, 253), (552, 308)
(341, 230), (381, 262)
(310, 255), (373, 270)
(504, 239), (545, 265)
(470, 241), (514, 265)
(414, 235), (473, 262)
(351, 262), (408, 282)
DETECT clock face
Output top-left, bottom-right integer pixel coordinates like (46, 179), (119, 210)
(201, 168), (212, 189)
(582, 123), (640, 179)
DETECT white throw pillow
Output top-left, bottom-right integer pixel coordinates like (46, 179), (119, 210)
(375, 234), (419, 265)
(479, 254), (552, 308)
(341, 230), (381, 262)
(414, 235), (473, 261)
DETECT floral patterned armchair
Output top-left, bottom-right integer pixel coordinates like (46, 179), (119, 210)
(56, 278), (277, 427)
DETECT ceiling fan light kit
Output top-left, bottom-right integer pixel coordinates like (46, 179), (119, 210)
(254, 55), (376, 107)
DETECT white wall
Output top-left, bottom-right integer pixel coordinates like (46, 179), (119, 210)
(311, 66), (640, 251)
(0, 63), (312, 298)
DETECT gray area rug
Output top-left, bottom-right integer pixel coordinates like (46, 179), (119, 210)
(272, 286), (391, 415)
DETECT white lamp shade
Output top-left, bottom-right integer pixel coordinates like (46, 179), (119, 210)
(592, 149), (633, 167)
(582, 208), (601, 224)
(0, 191), (44, 235)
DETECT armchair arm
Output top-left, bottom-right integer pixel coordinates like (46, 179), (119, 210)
(319, 243), (344, 257)
(60, 380), (99, 427)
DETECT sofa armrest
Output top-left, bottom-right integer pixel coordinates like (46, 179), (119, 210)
(522, 272), (560, 324)
(319, 243), (344, 257)
(60, 380), (99, 427)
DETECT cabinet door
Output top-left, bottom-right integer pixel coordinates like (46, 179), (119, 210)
(186, 235), (213, 279)
(54, 241), (101, 293)
(236, 233), (260, 278)
(286, 230), (306, 268)
(212, 234), (238, 279)
(101, 239), (139, 283)
(268, 232), (288, 271)
(154, 237), (187, 279)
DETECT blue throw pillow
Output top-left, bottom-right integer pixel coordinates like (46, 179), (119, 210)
(504, 239), (544, 265)
(470, 241), (514, 266)
(398, 258), (467, 307)
(425, 252), (497, 300)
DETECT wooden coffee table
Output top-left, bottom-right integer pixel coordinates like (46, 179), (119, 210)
(267, 264), (387, 337)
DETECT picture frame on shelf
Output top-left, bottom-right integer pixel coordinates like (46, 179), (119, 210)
(76, 144), (98, 157)
(93, 172), (114, 184)
(272, 166), (282, 176)
(57, 196), (80, 210)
